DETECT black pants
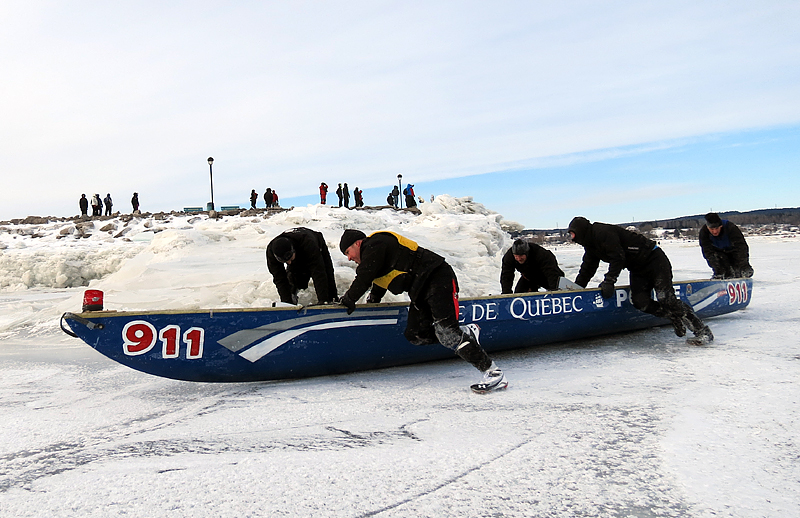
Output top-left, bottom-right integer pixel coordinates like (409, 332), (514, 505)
(514, 276), (544, 294)
(630, 248), (703, 328)
(403, 264), (493, 371)
(403, 264), (463, 348)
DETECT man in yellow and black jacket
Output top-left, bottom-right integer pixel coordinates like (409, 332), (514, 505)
(338, 229), (507, 393)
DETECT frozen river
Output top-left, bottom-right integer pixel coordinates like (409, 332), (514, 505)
(1, 204), (798, 517)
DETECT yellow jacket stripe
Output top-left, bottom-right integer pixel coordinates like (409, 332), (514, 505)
(368, 231), (418, 289)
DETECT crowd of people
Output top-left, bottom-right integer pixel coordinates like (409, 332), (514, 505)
(265, 212), (754, 394)
(80, 178), (428, 216)
(249, 188), (280, 209)
(78, 192), (140, 216)
(318, 181), (424, 209)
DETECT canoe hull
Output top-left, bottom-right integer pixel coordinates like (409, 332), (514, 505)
(63, 278), (752, 382)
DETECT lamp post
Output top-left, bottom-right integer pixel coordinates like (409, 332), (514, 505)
(397, 174), (403, 208)
(207, 157), (215, 211)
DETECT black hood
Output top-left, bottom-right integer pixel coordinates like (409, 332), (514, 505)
(568, 217), (592, 245)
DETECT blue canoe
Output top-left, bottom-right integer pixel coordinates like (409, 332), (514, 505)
(61, 278), (752, 382)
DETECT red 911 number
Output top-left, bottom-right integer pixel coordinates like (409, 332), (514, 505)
(123, 321), (204, 359)
(727, 281), (749, 305)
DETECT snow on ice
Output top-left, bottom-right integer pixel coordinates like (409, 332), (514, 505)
(0, 196), (798, 517)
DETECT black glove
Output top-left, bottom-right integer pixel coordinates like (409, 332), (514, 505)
(340, 295), (356, 315)
(599, 280), (615, 299)
(366, 293), (382, 304)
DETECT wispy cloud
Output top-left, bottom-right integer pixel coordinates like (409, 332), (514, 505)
(1, 1), (799, 220)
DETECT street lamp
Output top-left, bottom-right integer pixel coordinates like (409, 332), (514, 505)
(397, 174), (403, 208)
(207, 157), (215, 211)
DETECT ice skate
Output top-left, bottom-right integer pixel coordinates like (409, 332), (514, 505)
(681, 314), (714, 345)
(686, 325), (714, 346)
(470, 362), (508, 394)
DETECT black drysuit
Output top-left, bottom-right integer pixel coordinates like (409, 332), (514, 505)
(569, 218), (706, 331)
(699, 221), (753, 278)
(500, 244), (564, 294)
(266, 228), (337, 304)
(340, 232), (492, 371)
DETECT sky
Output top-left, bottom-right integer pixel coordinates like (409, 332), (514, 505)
(1, 201), (799, 516)
(2, 1), (800, 228)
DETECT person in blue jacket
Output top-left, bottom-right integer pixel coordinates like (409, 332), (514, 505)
(699, 213), (754, 279)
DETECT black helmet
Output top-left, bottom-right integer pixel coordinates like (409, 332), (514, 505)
(511, 239), (529, 255)
(704, 212), (723, 229)
(568, 217), (591, 244)
(339, 229), (366, 254)
(272, 237), (295, 262)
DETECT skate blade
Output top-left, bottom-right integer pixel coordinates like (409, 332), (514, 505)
(470, 380), (509, 394)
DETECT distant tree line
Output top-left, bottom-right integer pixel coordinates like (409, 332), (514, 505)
(628, 207), (800, 229)
(513, 207), (800, 241)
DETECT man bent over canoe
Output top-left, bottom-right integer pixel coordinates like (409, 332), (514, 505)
(267, 227), (338, 305)
(568, 217), (713, 345)
(338, 229), (507, 393)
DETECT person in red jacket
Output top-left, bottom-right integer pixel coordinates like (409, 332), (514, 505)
(319, 182), (328, 204)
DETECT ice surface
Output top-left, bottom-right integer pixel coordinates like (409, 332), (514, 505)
(1, 197), (798, 517)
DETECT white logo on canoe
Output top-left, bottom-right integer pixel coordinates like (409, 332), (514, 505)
(217, 310), (400, 363)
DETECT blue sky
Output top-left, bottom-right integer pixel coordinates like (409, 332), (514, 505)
(2, 1), (799, 228)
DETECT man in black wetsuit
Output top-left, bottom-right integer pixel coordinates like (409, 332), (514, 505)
(500, 239), (565, 294)
(266, 227), (338, 305)
(699, 213), (754, 279)
(568, 216), (713, 345)
(338, 229), (507, 393)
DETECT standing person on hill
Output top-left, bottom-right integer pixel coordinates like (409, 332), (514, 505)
(336, 184), (343, 207)
(343, 183), (350, 209)
(354, 187), (363, 208)
(79, 194), (89, 216)
(391, 185), (399, 208)
(266, 227), (338, 305)
(319, 182), (328, 204)
(272, 190), (279, 208)
(404, 184), (416, 208)
(699, 213), (754, 279)
(568, 216), (713, 345)
(91, 194), (101, 216)
(250, 189), (258, 209)
(103, 193), (113, 216)
(264, 188), (273, 208)
(338, 229), (508, 393)
(500, 239), (570, 294)
(131, 192), (140, 213)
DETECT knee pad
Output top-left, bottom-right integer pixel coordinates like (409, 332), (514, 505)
(433, 323), (464, 350)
